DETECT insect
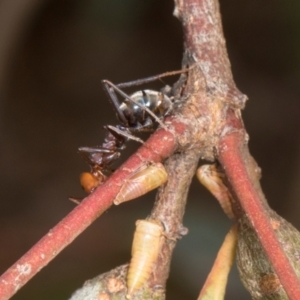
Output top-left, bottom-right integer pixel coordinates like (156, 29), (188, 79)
(114, 162), (168, 205)
(78, 68), (191, 193)
(78, 126), (126, 193)
(197, 164), (234, 219)
(127, 219), (164, 298)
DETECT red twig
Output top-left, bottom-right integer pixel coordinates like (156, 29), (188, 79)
(218, 110), (300, 300)
(2, 0), (299, 299)
(0, 124), (185, 300)
(176, 0), (300, 298)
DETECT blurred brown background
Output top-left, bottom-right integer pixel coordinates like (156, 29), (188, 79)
(1, 0), (300, 299)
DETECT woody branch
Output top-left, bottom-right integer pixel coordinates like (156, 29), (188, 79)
(173, 0), (300, 299)
(1, 0), (299, 300)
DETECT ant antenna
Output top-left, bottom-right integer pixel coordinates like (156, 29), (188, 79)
(116, 65), (195, 89)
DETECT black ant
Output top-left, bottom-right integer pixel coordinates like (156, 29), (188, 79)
(78, 68), (191, 194)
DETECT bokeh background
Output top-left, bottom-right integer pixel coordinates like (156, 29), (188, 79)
(1, 1), (300, 299)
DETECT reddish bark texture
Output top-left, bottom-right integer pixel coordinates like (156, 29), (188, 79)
(1, 0), (300, 299)
(218, 121), (300, 299)
(175, 0), (300, 299)
(0, 127), (182, 300)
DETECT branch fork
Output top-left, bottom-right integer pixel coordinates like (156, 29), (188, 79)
(1, 1), (300, 300)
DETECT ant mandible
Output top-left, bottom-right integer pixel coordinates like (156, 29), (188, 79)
(78, 67), (191, 194)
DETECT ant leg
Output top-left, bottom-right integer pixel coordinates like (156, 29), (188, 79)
(157, 92), (173, 117)
(102, 80), (129, 126)
(102, 80), (168, 130)
(128, 118), (155, 133)
(103, 125), (127, 149)
(106, 125), (144, 144)
(69, 197), (81, 205)
(78, 146), (120, 167)
(116, 67), (195, 88)
(78, 147), (115, 155)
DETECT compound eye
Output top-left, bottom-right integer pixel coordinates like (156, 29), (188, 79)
(80, 172), (100, 193)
